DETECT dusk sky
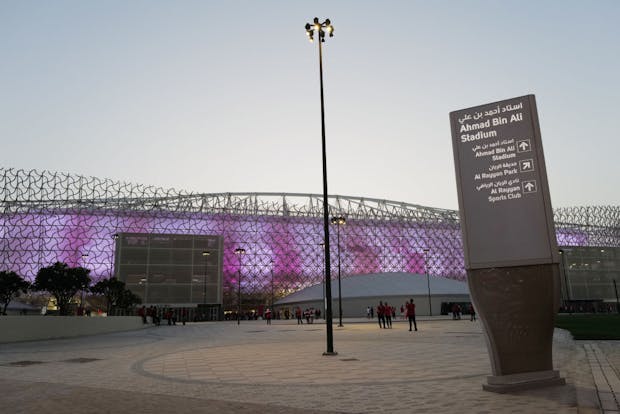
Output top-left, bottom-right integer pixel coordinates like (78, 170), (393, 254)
(1, 1), (618, 210)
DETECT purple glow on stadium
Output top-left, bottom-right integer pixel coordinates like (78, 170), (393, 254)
(1, 169), (618, 308)
(1, 211), (463, 288)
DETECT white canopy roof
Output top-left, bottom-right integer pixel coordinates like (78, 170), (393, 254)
(276, 272), (469, 305)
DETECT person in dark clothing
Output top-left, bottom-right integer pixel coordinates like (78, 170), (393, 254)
(469, 304), (476, 321)
(265, 308), (272, 325)
(138, 306), (147, 324)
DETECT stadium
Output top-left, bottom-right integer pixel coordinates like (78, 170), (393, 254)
(1, 168), (619, 316)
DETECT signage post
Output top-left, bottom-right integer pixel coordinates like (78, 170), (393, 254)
(450, 95), (565, 392)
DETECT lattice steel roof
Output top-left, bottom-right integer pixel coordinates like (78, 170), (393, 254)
(0, 168), (459, 222)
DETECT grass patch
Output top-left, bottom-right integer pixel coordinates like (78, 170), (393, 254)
(555, 314), (620, 340)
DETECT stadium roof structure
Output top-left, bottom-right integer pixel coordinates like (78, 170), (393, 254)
(1, 167), (619, 309)
(0, 168), (459, 222)
(275, 272), (469, 305)
(1, 168), (617, 226)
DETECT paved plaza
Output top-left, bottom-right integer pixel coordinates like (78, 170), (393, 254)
(0, 317), (618, 413)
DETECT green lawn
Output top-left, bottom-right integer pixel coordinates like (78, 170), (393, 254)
(555, 314), (620, 340)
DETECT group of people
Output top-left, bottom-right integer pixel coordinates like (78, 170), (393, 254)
(260, 306), (323, 325)
(449, 303), (476, 321)
(375, 299), (418, 331)
(137, 306), (189, 326)
(294, 306), (319, 324)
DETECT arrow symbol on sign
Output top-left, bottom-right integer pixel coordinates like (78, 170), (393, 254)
(522, 160), (532, 170)
(519, 141), (529, 151)
(524, 182), (535, 191)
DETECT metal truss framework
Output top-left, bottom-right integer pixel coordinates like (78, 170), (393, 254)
(1, 168), (619, 308)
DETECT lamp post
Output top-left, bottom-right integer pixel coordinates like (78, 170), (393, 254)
(331, 216), (345, 327)
(319, 242), (326, 319)
(423, 248), (431, 316)
(305, 17), (336, 355)
(559, 249), (571, 304)
(80, 253), (89, 312)
(234, 248), (245, 325)
(202, 251), (210, 305)
(111, 234), (118, 278)
(613, 279), (620, 315)
(270, 260), (275, 310)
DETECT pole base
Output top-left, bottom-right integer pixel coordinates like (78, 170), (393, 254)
(322, 351), (338, 356)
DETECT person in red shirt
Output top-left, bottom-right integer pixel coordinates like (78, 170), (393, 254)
(377, 301), (386, 329)
(406, 298), (417, 332)
(384, 301), (392, 328)
(295, 306), (303, 325)
(138, 305), (146, 324)
(265, 308), (272, 325)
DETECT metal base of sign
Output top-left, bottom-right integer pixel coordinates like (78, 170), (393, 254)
(483, 370), (565, 393)
(467, 263), (565, 391)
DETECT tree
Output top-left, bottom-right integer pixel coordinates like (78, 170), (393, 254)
(33, 262), (90, 316)
(116, 288), (142, 310)
(91, 277), (142, 314)
(91, 277), (128, 313)
(0, 271), (30, 315)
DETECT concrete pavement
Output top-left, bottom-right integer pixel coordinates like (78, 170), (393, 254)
(0, 317), (616, 413)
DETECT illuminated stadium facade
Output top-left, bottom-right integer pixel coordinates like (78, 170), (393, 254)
(1, 168), (619, 310)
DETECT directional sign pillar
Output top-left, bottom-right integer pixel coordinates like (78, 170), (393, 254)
(450, 95), (565, 392)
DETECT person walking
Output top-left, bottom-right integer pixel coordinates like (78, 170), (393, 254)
(377, 301), (386, 329)
(384, 301), (392, 328)
(469, 304), (476, 321)
(181, 308), (188, 325)
(152, 306), (160, 326)
(295, 306), (303, 325)
(138, 305), (147, 324)
(406, 298), (417, 331)
(265, 308), (272, 325)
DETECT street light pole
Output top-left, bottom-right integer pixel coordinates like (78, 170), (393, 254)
(202, 251), (210, 305)
(319, 242), (326, 319)
(305, 17), (336, 356)
(234, 248), (245, 325)
(270, 260), (274, 310)
(80, 253), (89, 313)
(423, 248), (431, 316)
(613, 279), (619, 315)
(331, 216), (345, 327)
(111, 234), (118, 278)
(559, 249), (571, 305)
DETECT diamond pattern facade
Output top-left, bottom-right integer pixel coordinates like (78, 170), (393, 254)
(1, 168), (619, 309)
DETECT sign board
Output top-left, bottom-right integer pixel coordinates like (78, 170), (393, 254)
(450, 95), (559, 269)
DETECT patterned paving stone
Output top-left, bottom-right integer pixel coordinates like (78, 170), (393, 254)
(0, 319), (607, 413)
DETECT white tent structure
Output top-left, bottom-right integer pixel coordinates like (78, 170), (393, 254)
(274, 272), (470, 317)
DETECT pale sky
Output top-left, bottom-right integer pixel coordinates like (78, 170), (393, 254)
(1, 1), (618, 210)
